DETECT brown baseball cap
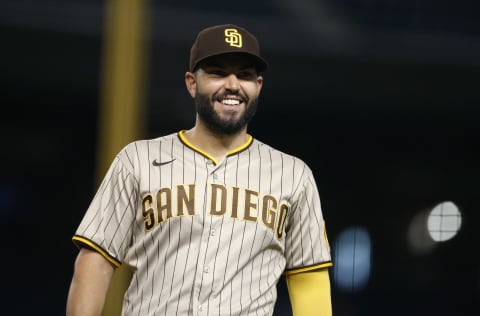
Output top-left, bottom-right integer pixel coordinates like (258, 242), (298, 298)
(189, 24), (268, 72)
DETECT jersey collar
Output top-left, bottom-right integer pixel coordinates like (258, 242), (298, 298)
(178, 130), (253, 165)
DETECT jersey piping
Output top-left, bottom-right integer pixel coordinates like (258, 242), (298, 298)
(178, 130), (253, 165)
(283, 261), (333, 275)
(72, 235), (122, 267)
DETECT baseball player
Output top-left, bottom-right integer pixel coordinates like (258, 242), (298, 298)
(67, 24), (333, 316)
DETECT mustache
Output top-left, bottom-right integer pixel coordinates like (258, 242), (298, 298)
(213, 91), (248, 103)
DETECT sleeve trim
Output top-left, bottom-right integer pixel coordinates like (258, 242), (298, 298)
(284, 261), (333, 275)
(72, 235), (122, 268)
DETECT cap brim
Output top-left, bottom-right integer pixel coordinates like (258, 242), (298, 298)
(192, 51), (268, 72)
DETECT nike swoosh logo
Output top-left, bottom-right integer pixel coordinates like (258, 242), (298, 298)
(152, 159), (176, 166)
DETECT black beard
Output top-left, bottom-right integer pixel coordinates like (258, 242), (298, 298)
(195, 91), (258, 135)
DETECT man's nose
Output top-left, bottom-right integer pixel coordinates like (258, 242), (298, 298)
(224, 74), (240, 91)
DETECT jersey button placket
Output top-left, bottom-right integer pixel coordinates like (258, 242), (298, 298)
(196, 170), (215, 315)
(197, 304), (204, 316)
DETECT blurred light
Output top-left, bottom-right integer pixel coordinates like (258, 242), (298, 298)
(427, 201), (462, 242)
(333, 226), (371, 293)
(407, 201), (462, 254)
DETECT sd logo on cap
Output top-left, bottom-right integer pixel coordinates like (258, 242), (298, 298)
(189, 24), (268, 72)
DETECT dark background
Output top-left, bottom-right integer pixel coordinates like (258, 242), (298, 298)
(1, 0), (479, 315)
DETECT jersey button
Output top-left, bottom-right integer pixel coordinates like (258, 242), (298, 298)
(204, 266), (209, 273)
(198, 304), (203, 311)
(210, 229), (216, 236)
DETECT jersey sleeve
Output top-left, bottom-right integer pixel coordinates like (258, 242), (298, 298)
(284, 164), (332, 274)
(72, 149), (138, 268)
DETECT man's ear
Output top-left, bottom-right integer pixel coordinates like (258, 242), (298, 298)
(256, 75), (264, 94)
(185, 71), (197, 98)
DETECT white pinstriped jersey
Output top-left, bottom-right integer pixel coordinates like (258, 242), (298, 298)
(73, 130), (332, 316)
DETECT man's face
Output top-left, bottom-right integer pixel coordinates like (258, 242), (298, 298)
(187, 54), (263, 135)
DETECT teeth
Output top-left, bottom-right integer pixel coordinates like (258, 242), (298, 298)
(222, 99), (241, 105)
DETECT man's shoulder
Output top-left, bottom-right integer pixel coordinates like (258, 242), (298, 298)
(142, 131), (179, 143)
(124, 132), (180, 148)
(251, 138), (307, 164)
(115, 132), (181, 159)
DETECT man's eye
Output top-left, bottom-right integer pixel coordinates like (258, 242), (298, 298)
(210, 70), (226, 76)
(238, 72), (255, 79)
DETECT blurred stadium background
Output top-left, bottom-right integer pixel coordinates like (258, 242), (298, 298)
(1, 0), (479, 315)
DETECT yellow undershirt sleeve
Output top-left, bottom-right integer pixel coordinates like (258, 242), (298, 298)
(286, 268), (332, 316)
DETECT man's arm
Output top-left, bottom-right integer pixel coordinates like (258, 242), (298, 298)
(66, 247), (115, 316)
(286, 268), (332, 316)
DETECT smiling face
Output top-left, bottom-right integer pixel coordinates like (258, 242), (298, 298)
(185, 53), (264, 135)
